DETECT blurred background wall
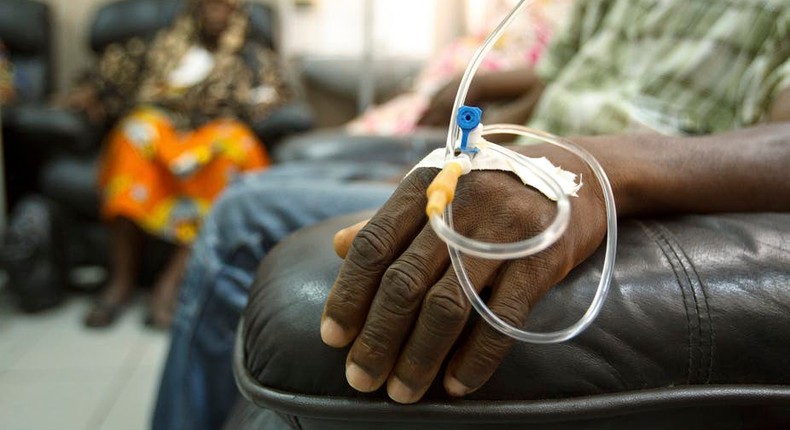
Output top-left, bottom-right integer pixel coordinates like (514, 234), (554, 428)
(40, 0), (468, 93)
(41, 0), (114, 92)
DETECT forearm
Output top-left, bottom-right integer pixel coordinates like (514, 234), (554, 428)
(622, 125), (790, 216)
(473, 67), (543, 104)
(513, 124), (790, 217)
(485, 88), (545, 127)
(769, 88), (790, 122)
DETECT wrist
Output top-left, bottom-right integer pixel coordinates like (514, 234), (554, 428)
(507, 135), (652, 218)
(571, 134), (678, 218)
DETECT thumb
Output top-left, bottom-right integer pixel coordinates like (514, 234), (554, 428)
(333, 218), (370, 258)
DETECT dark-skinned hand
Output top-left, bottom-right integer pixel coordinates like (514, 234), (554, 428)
(321, 143), (609, 404)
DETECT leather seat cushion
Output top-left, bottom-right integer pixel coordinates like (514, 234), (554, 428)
(235, 212), (790, 429)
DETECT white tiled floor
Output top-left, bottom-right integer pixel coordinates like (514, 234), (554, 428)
(0, 289), (169, 430)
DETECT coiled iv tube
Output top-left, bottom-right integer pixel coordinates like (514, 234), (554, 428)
(430, 0), (618, 343)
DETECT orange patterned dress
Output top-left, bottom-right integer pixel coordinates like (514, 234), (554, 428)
(99, 107), (268, 244)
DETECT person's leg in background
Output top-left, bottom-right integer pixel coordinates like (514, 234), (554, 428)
(147, 245), (191, 328)
(85, 107), (178, 328)
(152, 162), (400, 430)
(84, 217), (143, 326)
(146, 117), (269, 329)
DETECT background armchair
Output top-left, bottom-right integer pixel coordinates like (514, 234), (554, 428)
(22, 0), (313, 282)
(0, 0), (53, 208)
(0, 0), (52, 105)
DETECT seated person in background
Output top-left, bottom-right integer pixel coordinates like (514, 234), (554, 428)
(154, 0), (790, 429)
(64, 0), (293, 328)
(0, 40), (15, 105)
(345, 0), (574, 136)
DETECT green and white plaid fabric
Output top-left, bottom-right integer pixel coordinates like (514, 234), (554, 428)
(528, 0), (790, 136)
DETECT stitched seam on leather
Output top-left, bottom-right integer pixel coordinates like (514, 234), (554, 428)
(665, 227), (715, 384)
(647, 222), (705, 384)
(695, 263), (714, 384)
(652, 223), (714, 384)
(637, 220), (695, 384)
(651, 224), (704, 384)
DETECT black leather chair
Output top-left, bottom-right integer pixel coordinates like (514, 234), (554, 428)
(230, 211), (790, 429)
(0, 0), (53, 207)
(0, 0), (52, 104)
(22, 0), (313, 273)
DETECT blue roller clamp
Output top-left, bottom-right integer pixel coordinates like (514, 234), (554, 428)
(457, 105), (482, 154)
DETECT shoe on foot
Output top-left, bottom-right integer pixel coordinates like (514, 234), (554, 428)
(84, 300), (123, 328)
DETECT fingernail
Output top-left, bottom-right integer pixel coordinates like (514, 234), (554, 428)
(445, 376), (471, 397)
(320, 318), (346, 347)
(346, 363), (377, 392)
(387, 377), (418, 404)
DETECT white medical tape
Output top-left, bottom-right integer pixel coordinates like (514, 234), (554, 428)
(408, 140), (581, 201)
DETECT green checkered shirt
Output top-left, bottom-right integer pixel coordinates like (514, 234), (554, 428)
(528, 0), (790, 136)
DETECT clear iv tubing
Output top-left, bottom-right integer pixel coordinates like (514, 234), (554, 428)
(431, 141), (572, 260)
(432, 0), (618, 343)
(430, 124), (618, 343)
(443, 0), (535, 159)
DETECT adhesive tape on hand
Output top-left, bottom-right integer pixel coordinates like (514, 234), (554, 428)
(407, 140), (581, 201)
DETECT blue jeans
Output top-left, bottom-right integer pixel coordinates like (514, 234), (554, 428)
(152, 162), (397, 430)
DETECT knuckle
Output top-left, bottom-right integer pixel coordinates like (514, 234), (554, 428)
(323, 290), (365, 328)
(353, 331), (392, 367)
(380, 265), (429, 315)
(423, 285), (469, 333)
(535, 239), (574, 278)
(489, 294), (530, 328)
(326, 283), (359, 313)
(404, 167), (438, 190)
(396, 168), (439, 197)
(350, 224), (396, 269)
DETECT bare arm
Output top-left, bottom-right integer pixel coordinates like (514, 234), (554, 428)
(473, 68), (544, 103)
(769, 87), (790, 123)
(535, 124), (790, 218)
(418, 67), (544, 127)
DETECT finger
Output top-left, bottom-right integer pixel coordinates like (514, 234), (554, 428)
(321, 169), (437, 348)
(344, 224), (449, 392)
(443, 173), (608, 396)
(443, 246), (567, 397)
(386, 256), (502, 403)
(333, 218), (370, 258)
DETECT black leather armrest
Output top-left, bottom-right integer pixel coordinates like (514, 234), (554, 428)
(272, 129), (445, 165)
(6, 105), (100, 155)
(39, 155), (100, 218)
(251, 102), (315, 149)
(235, 212), (790, 429)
